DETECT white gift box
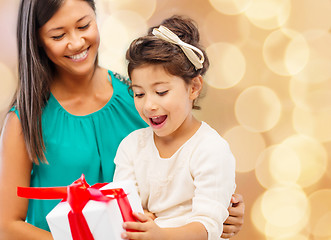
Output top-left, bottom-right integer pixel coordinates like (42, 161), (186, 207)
(46, 180), (143, 240)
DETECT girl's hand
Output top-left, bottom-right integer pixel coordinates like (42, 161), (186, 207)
(121, 212), (166, 240)
(221, 193), (245, 238)
(143, 209), (156, 220)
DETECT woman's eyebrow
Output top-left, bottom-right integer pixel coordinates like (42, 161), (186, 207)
(47, 15), (90, 33)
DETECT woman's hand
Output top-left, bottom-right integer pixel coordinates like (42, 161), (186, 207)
(121, 212), (166, 240)
(221, 193), (245, 238)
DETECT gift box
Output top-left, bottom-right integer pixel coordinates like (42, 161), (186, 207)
(17, 175), (143, 240)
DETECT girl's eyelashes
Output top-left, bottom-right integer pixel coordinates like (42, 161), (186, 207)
(134, 93), (145, 98)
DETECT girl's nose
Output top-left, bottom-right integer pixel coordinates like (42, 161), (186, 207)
(143, 97), (158, 112)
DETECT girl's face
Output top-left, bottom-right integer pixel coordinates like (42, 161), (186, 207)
(39, 0), (99, 77)
(131, 64), (201, 139)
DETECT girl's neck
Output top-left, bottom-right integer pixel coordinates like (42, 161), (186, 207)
(154, 116), (201, 159)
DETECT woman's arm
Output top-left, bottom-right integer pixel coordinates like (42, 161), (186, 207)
(0, 112), (52, 239)
(222, 194), (245, 238)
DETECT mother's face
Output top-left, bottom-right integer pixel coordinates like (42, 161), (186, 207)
(38, 0), (100, 77)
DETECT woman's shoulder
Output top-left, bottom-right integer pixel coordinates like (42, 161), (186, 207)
(0, 111), (24, 145)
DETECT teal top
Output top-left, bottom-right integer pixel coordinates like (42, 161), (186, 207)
(11, 70), (147, 231)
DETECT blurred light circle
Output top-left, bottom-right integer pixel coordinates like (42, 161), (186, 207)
(263, 28), (309, 76)
(255, 145), (300, 189)
(99, 11), (147, 74)
(308, 189), (331, 237)
(102, 0), (156, 20)
(235, 86), (282, 132)
(208, 0), (252, 15)
(265, 218), (309, 239)
(289, 30), (331, 111)
(267, 234), (309, 240)
(281, 135), (327, 188)
(261, 185), (309, 228)
(285, 0), (331, 32)
(251, 194), (266, 234)
(202, 11), (251, 46)
(291, 30), (331, 85)
(290, 77), (331, 112)
(205, 42), (246, 89)
(245, 0), (291, 30)
(224, 126), (266, 173)
(269, 144), (301, 185)
(293, 107), (331, 143)
(0, 62), (17, 111)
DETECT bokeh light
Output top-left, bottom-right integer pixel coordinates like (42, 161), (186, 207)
(285, 0), (331, 32)
(281, 135), (328, 188)
(99, 11), (148, 74)
(251, 194), (266, 234)
(205, 42), (246, 89)
(308, 189), (331, 238)
(209, 0), (252, 15)
(1, 0), (330, 239)
(293, 107), (331, 143)
(263, 28), (310, 76)
(261, 185), (308, 228)
(0, 62), (17, 112)
(201, 11), (251, 46)
(245, 0), (291, 30)
(100, 0), (156, 20)
(255, 145), (300, 189)
(234, 86), (282, 132)
(224, 126), (266, 172)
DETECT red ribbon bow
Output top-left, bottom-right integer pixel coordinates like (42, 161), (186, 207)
(17, 174), (135, 240)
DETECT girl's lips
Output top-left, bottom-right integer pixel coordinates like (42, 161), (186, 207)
(149, 115), (167, 129)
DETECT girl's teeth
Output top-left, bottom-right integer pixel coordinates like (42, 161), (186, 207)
(70, 49), (88, 60)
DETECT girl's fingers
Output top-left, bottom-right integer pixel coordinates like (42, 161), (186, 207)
(121, 231), (146, 240)
(133, 211), (149, 222)
(123, 221), (146, 232)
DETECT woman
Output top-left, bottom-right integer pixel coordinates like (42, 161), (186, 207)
(0, 0), (244, 239)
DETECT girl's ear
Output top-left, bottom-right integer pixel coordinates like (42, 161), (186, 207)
(189, 75), (203, 100)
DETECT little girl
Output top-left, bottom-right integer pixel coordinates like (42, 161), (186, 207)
(113, 15), (236, 240)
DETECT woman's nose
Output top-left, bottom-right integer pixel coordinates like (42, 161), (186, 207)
(67, 33), (85, 51)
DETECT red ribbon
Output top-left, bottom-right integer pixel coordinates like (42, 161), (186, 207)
(17, 174), (136, 240)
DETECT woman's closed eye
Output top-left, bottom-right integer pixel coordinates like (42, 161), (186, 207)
(78, 22), (90, 30)
(156, 90), (169, 96)
(51, 33), (65, 40)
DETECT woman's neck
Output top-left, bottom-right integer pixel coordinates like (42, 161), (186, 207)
(49, 67), (113, 116)
(51, 66), (101, 99)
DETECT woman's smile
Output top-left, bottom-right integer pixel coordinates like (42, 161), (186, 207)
(66, 47), (89, 62)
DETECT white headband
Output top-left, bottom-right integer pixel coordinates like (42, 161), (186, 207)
(152, 25), (205, 70)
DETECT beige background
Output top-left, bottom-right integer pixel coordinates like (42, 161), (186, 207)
(1, 0), (331, 239)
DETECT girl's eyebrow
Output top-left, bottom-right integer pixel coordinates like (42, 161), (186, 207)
(131, 82), (169, 89)
(47, 15), (90, 33)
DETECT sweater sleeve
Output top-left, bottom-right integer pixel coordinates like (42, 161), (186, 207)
(113, 133), (137, 184)
(187, 133), (236, 240)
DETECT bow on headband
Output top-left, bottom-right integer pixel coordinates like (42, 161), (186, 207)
(152, 25), (205, 70)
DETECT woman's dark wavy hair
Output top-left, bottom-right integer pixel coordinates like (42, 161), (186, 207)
(126, 15), (209, 110)
(15, 0), (96, 163)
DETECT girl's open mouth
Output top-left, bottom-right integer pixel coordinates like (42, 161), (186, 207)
(150, 115), (167, 127)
